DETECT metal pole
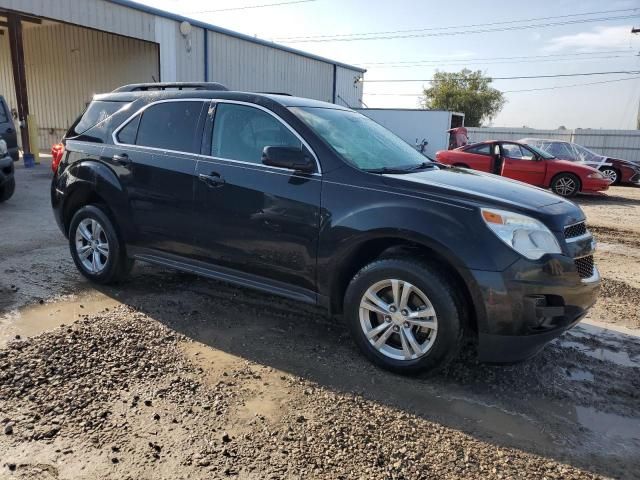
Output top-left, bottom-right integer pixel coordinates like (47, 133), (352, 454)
(7, 13), (30, 155)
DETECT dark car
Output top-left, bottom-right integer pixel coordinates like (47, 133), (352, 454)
(0, 95), (19, 162)
(521, 138), (640, 186)
(51, 83), (600, 375)
(0, 139), (15, 202)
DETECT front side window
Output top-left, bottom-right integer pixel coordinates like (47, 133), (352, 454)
(135, 101), (203, 153)
(501, 144), (534, 160)
(290, 107), (432, 171)
(211, 103), (302, 164)
(545, 142), (576, 160)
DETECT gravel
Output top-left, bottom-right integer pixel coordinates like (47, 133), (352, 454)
(0, 306), (616, 479)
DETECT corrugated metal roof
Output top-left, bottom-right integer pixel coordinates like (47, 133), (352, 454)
(107, 0), (366, 73)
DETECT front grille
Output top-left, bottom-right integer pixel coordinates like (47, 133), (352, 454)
(575, 255), (594, 279)
(564, 222), (587, 239)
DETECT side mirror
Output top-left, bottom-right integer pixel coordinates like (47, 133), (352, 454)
(262, 146), (314, 173)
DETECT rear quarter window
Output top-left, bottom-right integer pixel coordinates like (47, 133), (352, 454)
(67, 100), (129, 139)
(465, 144), (491, 155)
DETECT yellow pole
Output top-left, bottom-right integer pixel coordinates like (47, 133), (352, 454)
(27, 114), (40, 164)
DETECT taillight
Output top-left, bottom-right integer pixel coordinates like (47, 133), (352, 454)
(51, 143), (65, 173)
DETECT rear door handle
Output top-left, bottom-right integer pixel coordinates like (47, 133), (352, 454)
(113, 153), (131, 166)
(199, 172), (225, 187)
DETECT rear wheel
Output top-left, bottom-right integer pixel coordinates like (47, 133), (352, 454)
(0, 177), (15, 202)
(69, 205), (133, 284)
(551, 173), (580, 197)
(600, 167), (619, 185)
(344, 258), (463, 375)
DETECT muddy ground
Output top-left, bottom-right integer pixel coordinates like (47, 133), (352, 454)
(0, 164), (639, 479)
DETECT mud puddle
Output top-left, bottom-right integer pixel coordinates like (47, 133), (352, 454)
(0, 291), (121, 347)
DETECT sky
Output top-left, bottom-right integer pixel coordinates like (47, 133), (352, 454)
(139, 0), (640, 129)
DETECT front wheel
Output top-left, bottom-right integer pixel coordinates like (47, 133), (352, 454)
(69, 205), (133, 284)
(600, 167), (619, 185)
(0, 177), (15, 202)
(344, 258), (464, 375)
(551, 173), (580, 197)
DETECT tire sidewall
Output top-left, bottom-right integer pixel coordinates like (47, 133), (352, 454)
(344, 259), (462, 375)
(551, 173), (580, 197)
(0, 177), (15, 202)
(68, 205), (123, 284)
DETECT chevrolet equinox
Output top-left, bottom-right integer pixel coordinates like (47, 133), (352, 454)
(51, 83), (600, 374)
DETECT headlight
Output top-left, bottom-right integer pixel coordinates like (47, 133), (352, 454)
(587, 172), (604, 179)
(0, 139), (7, 156)
(481, 208), (562, 260)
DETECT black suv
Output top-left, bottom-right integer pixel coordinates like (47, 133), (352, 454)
(0, 95), (18, 162)
(51, 83), (600, 374)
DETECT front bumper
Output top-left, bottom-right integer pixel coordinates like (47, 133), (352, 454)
(470, 254), (600, 363)
(625, 171), (640, 185)
(582, 177), (610, 193)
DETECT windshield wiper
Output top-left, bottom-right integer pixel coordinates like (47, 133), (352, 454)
(409, 161), (438, 171)
(364, 162), (439, 174)
(363, 166), (415, 174)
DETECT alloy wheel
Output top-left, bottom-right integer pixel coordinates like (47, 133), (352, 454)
(359, 279), (438, 361)
(74, 218), (110, 273)
(601, 169), (618, 183)
(555, 177), (577, 196)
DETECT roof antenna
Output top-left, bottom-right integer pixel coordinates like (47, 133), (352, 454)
(151, 75), (158, 83)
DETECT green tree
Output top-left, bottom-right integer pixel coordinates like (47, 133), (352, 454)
(420, 69), (505, 127)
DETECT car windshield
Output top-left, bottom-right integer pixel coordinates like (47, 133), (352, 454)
(289, 106), (434, 171)
(572, 143), (604, 162)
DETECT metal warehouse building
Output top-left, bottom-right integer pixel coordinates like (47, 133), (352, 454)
(0, 0), (365, 152)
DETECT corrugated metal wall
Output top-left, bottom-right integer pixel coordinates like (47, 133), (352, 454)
(468, 127), (640, 162)
(0, 22), (159, 147)
(335, 66), (363, 108)
(207, 31), (334, 102)
(0, 0), (156, 41)
(0, 0), (365, 152)
(0, 31), (17, 118)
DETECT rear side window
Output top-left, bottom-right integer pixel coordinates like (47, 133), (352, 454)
(135, 101), (203, 153)
(67, 101), (128, 138)
(465, 144), (491, 155)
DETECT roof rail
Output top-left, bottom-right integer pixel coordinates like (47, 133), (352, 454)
(113, 82), (229, 92)
(258, 92), (292, 96)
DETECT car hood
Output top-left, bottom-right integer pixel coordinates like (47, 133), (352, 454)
(382, 167), (583, 229)
(551, 158), (600, 173)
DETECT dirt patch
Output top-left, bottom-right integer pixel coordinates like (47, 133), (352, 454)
(0, 308), (612, 480)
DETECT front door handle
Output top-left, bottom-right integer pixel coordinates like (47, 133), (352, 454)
(113, 153), (131, 166)
(199, 172), (225, 188)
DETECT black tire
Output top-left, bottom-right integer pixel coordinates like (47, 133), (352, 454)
(68, 204), (133, 284)
(343, 258), (464, 375)
(0, 177), (15, 202)
(550, 173), (581, 197)
(599, 167), (619, 185)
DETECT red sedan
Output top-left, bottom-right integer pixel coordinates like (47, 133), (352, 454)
(436, 141), (611, 197)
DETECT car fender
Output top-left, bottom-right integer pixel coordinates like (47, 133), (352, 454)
(56, 159), (134, 240)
